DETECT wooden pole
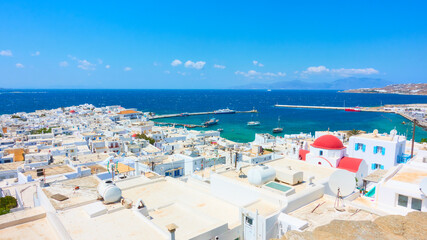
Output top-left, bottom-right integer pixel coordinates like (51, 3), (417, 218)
(411, 120), (417, 158)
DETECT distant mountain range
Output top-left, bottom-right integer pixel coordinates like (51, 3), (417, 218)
(233, 77), (392, 90)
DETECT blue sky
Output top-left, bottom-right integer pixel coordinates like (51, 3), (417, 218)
(0, 1), (426, 89)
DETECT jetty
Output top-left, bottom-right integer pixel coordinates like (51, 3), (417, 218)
(153, 122), (204, 128)
(274, 104), (384, 112)
(149, 109), (257, 120)
(274, 104), (427, 130)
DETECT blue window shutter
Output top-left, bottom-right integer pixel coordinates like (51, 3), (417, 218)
(371, 163), (375, 170)
(355, 143), (358, 151)
(374, 146), (377, 154)
(382, 148), (385, 155)
(362, 145), (366, 152)
(380, 165), (384, 169)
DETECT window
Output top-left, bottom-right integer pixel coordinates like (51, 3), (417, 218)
(371, 163), (384, 170)
(411, 198), (422, 211)
(319, 150), (323, 156)
(355, 143), (366, 152)
(374, 146), (385, 155)
(397, 194), (408, 207)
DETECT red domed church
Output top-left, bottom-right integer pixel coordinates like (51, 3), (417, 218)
(299, 134), (368, 185)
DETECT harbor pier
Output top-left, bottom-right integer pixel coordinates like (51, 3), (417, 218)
(149, 109), (257, 120)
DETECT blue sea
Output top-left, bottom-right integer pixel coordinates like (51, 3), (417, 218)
(1, 89), (427, 142)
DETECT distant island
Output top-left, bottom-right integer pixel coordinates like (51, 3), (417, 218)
(233, 77), (391, 90)
(342, 83), (427, 95)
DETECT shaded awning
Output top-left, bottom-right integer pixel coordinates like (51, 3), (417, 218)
(165, 167), (183, 173)
(363, 169), (388, 183)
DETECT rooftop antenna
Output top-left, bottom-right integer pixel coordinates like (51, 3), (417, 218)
(328, 170), (356, 212)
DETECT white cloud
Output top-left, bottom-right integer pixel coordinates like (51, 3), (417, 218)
(16, 63), (24, 68)
(171, 59), (182, 67)
(213, 64), (226, 69)
(0, 50), (12, 56)
(67, 55), (77, 60)
(331, 68), (379, 76)
(59, 61), (69, 67)
(105, 65), (110, 69)
(235, 70), (261, 78)
(77, 59), (95, 70)
(253, 60), (264, 67)
(98, 59), (103, 64)
(177, 71), (187, 76)
(304, 65), (330, 74)
(236, 70), (286, 78)
(164, 70), (170, 74)
(124, 67), (132, 71)
(67, 55), (96, 70)
(302, 65), (379, 77)
(264, 72), (286, 77)
(31, 51), (40, 56)
(184, 60), (206, 70)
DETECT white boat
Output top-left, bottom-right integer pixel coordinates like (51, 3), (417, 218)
(267, 89), (272, 92)
(214, 108), (236, 114)
(272, 117), (283, 133)
(272, 127), (283, 133)
(247, 121), (260, 126)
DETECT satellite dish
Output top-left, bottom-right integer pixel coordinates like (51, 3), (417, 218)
(329, 170), (356, 197)
(373, 129), (379, 137)
(420, 177), (427, 195)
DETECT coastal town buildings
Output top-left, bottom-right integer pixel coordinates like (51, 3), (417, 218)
(0, 104), (425, 239)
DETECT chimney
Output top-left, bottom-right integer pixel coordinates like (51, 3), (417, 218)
(166, 223), (178, 240)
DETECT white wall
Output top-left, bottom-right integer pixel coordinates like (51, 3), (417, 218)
(348, 135), (406, 173)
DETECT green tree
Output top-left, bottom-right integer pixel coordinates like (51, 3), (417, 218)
(0, 196), (17, 215)
(30, 127), (52, 135)
(135, 133), (155, 144)
(347, 129), (361, 137)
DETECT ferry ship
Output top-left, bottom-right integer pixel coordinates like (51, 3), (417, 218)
(345, 107), (361, 112)
(214, 108), (236, 114)
(203, 118), (219, 127)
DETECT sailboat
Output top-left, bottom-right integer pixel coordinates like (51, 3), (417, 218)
(272, 117), (283, 133)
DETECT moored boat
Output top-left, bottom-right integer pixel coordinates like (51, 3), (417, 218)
(272, 116), (283, 133)
(202, 118), (219, 127)
(247, 121), (260, 126)
(272, 128), (283, 133)
(345, 107), (361, 112)
(214, 108), (236, 114)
